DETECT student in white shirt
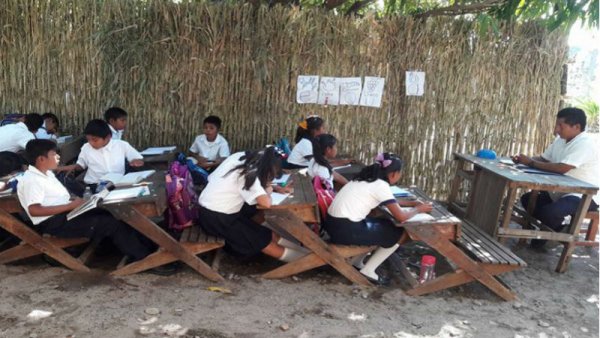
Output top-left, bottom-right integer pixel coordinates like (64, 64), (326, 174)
(35, 113), (59, 140)
(307, 134), (349, 190)
(104, 107), (128, 140)
(325, 153), (433, 285)
(198, 147), (306, 262)
(189, 115), (230, 170)
(513, 108), (600, 248)
(58, 119), (144, 187)
(286, 116), (324, 168)
(16, 139), (152, 262)
(0, 113), (43, 153)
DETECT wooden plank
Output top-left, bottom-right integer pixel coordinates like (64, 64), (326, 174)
(0, 209), (90, 271)
(0, 237), (88, 263)
(262, 245), (375, 279)
(0, 195), (21, 214)
(265, 209), (372, 286)
(497, 186), (518, 244)
(496, 228), (574, 242)
(464, 222), (526, 266)
(556, 194), (593, 273)
(465, 169), (508, 236)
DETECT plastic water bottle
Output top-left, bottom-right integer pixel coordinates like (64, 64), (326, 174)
(418, 255), (436, 284)
(83, 187), (92, 200)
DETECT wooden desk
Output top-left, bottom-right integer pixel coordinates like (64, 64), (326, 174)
(58, 135), (85, 165)
(448, 153), (599, 272)
(261, 173), (373, 286)
(142, 149), (178, 171)
(100, 173), (223, 281)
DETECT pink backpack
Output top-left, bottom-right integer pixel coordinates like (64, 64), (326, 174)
(312, 176), (336, 234)
(165, 160), (199, 231)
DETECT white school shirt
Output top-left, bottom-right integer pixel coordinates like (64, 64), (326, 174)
(17, 166), (71, 225)
(35, 121), (57, 140)
(307, 158), (334, 188)
(189, 134), (230, 161)
(287, 138), (312, 166)
(199, 168), (267, 214)
(109, 124), (123, 140)
(208, 151), (246, 182)
(328, 179), (396, 222)
(76, 139), (143, 184)
(541, 132), (600, 205)
(0, 122), (36, 152)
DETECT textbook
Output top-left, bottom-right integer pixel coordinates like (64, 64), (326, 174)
(100, 170), (156, 187)
(66, 188), (112, 221)
(271, 192), (289, 205)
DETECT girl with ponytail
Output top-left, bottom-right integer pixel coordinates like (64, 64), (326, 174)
(324, 153), (433, 285)
(286, 115), (325, 168)
(308, 134), (348, 189)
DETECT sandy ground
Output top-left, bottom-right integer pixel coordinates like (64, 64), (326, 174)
(0, 239), (598, 338)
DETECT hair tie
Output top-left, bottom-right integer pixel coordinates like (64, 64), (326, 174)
(298, 120), (308, 130)
(375, 153), (392, 168)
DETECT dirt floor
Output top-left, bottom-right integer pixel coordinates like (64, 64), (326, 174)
(0, 238), (598, 338)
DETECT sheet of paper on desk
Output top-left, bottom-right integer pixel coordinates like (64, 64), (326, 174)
(390, 186), (412, 197)
(100, 170), (156, 187)
(140, 146), (176, 156)
(515, 165), (562, 176)
(498, 158), (514, 165)
(400, 207), (434, 222)
(332, 164), (351, 171)
(271, 192), (289, 205)
(104, 186), (150, 201)
(272, 174), (290, 185)
(56, 135), (72, 144)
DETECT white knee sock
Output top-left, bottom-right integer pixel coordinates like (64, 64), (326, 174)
(350, 253), (370, 269)
(359, 244), (399, 280)
(279, 247), (307, 262)
(277, 237), (309, 253)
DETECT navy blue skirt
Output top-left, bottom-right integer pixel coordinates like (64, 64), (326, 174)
(324, 215), (403, 248)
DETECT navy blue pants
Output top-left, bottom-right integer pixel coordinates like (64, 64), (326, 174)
(521, 191), (599, 231)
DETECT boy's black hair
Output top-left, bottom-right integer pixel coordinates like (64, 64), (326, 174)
(84, 119), (111, 138)
(354, 153), (403, 183)
(229, 147), (283, 190)
(294, 116), (324, 143)
(25, 139), (58, 165)
(203, 115), (222, 129)
(311, 134), (337, 174)
(0, 151), (25, 177)
(42, 112), (59, 128)
(557, 107), (587, 131)
(24, 113), (44, 132)
(104, 107), (128, 121)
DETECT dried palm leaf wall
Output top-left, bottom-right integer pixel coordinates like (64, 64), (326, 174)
(0, 0), (568, 197)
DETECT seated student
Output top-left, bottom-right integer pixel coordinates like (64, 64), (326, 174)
(324, 153), (433, 285)
(16, 139), (153, 262)
(104, 107), (128, 140)
(189, 115), (230, 170)
(58, 119), (144, 189)
(0, 151), (26, 192)
(35, 113), (60, 140)
(198, 147), (307, 262)
(286, 115), (324, 168)
(308, 134), (349, 189)
(513, 108), (600, 248)
(0, 113), (43, 153)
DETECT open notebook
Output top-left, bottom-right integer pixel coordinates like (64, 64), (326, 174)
(100, 170), (156, 187)
(271, 192), (289, 205)
(66, 188), (112, 220)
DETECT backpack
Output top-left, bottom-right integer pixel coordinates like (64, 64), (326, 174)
(183, 154), (210, 186)
(312, 176), (336, 236)
(165, 156), (200, 231)
(275, 138), (291, 158)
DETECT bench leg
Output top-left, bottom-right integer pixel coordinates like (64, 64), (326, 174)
(0, 210), (90, 272)
(262, 245), (375, 279)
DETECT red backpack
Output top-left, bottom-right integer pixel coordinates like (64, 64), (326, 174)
(312, 176), (336, 234)
(165, 160), (199, 231)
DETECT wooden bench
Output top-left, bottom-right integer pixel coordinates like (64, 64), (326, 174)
(110, 225), (224, 276)
(577, 211), (599, 247)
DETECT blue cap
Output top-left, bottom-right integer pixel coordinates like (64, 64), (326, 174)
(476, 149), (497, 159)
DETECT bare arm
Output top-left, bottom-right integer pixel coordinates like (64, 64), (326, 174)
(386, 202), (433, 224)
(332, 171), (348, 185)
(28, 198), (84, 217)
(513, 154), (573, 174)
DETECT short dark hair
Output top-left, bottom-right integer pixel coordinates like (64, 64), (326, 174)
(42, 112), (59, 128)
(84, 119), (111, 138)
(25, 139), (58, 165)
(104, 107), (128, 121)
(557, 107), (586, 131)
(24, 113), (44, 132)
(203, 115), (222, 129)
(0, 151), (24, 177)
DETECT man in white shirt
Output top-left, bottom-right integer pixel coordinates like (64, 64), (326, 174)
(513, 108), (600, 248)
(0, 113), (43, 153)
(104, 107), (128, 140)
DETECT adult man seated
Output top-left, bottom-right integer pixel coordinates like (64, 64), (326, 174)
(513, 108), (600, 248)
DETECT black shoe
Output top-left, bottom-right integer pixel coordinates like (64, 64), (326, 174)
(529, 239), (548, 252)
(362, 273), (390, 286)
(147, 262), (180, 276)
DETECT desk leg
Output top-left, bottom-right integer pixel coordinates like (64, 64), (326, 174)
(448, 159), (464, 209)
(265, 209), (372, 286)
(405, 224), (517, 301)
(498, 186), (518, 244)
(108, 205), (224, 281)
(556, 194), (593, 273)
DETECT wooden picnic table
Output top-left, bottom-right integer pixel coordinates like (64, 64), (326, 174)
(142, 148), (178, 171)
(448, 152), (599, 273)
(58, 135), (85, 165)
(100, 172), (223, 281)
